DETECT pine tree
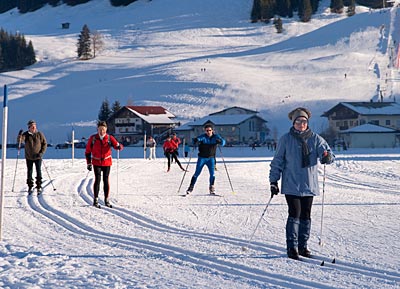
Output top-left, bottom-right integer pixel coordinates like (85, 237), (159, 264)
(250, 0), (261, 22)
(273, 18), (283, 33)
(110, 0), (137, 6)
(111, 100), (122, 115)
(98, 99), (112, 121)
(77, 24), (92, 60)
(347, 0), (356, 16)
(0, 0), (17, 13)
(299, 0), (312, 22)
(64, 0), (91, 6)
(330, 0), (344, 13)
(25, 40), (36, 66)
(260, 0), (275, 22)
(0, 45), (3, 71)
(276, 0), (293, 18)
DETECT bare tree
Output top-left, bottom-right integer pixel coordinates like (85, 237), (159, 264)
(92, 30), (104, 58)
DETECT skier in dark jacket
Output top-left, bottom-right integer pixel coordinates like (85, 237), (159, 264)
(17, 120), (47, 194)
(269, 107), (334, 260)
(186, 124), (226, 195)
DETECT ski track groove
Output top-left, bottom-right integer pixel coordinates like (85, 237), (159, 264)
(26, 174), (400, 286)
(24, 180), (332, 289)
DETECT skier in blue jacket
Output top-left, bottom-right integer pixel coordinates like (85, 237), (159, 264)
(186, 124), (226, 195)
(269, 107), (334, 260)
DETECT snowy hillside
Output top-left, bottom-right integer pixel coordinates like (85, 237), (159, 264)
(0, 0), (397, 143)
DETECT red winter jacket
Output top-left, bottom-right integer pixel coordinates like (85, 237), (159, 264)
(85, 134), (123, 166)
(163, 139), (177, 153)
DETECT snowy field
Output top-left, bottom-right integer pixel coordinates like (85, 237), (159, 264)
(0, 147), (399, 288)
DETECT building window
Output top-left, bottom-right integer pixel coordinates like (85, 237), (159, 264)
(336, 121), (340, 127)
(385, 120), (391, 126)
(232, 127), (235, 131)
(370, 120), (379, 125)
(360, 119), (366, 125)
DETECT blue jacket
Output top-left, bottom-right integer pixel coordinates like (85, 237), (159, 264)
(194, 133), (226, 158)
(269, 130), (334, 197)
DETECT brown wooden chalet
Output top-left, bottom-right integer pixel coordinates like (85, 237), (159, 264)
(107, 106), (176, 145)
(322, 101), (400, 136)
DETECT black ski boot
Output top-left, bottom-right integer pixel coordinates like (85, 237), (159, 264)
(209, 185), (216, 195)
(105, 199), (113, 208)
(93, 198), (101, 208)
(287, 248), (299, 260)
(299, 247), (311, 258)
(186, 186), (193, 195)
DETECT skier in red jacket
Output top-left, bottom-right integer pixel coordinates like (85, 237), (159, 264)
(85, 121), (123, 208)
(163, 136), (185, 172)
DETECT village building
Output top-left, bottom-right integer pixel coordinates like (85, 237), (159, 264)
(176, 106), (269, 145)
(322, 101), (400, 148)
(107, 106), (176, 146)
(339, 123), (399, 148)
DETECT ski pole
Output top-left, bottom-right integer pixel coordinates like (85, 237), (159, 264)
(11, 130), (23, 192)
(42, 159), (56, 191)
(177, 147), (194, 194)
(218, 146), (235, 194)
(116, 149), (119, 200)
(318, 164), (326, 246)
(241, 195), (274, 251)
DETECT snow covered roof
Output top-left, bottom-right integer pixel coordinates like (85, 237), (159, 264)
(176, 114), (266, 130)
(340, 123), (398, 133)
(323, 102), (400, 117)
(126, 106), (175, 124)
(209, 106), (258, 116)
(126, 106), (175, 118)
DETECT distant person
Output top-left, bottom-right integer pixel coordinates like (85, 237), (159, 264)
(184, 142), (190, 158)
(85, 121), (123, 208)
(17, 120), (47, 194)
(186, 124), (225, 195)
(171, 132), (181, 162)
(269, 107), (334, 260)
(147, 136), (157, 160)
(163, 136), (185, 172)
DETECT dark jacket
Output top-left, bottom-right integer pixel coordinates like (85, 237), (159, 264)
(18, 131), (47, 160)
(195, 133), (226, 158)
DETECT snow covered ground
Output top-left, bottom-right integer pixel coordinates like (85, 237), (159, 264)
(0, 146), (399, 288)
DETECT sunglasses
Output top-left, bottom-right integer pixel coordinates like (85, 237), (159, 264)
(294, 119), (308, 125)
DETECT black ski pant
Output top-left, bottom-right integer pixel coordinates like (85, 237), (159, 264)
(285, 195), (313, 219)
(165, 151), (183, 169)
(26, 159), (42, 188)
(93, 165), (111, 201)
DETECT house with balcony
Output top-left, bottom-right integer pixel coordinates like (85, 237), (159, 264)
(107, 106), (176, 145)
(322, 101), (400, 148)
(176, 106), (269, 145)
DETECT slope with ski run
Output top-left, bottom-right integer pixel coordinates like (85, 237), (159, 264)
(1, 147), (399, 288)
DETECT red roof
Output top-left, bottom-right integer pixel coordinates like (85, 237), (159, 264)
(126, 106), (167, 115)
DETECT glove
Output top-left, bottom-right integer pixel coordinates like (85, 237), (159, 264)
(34, 153), (42, 159)
(192, 138), (198, 145)
(116, 144), (123, 150)
(270, 182), (279, 198)
(87, 164), (92, 171)
(216, 138), (222, 144)
(18, 129), (23, 135)
(321, 151), (332, 164)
